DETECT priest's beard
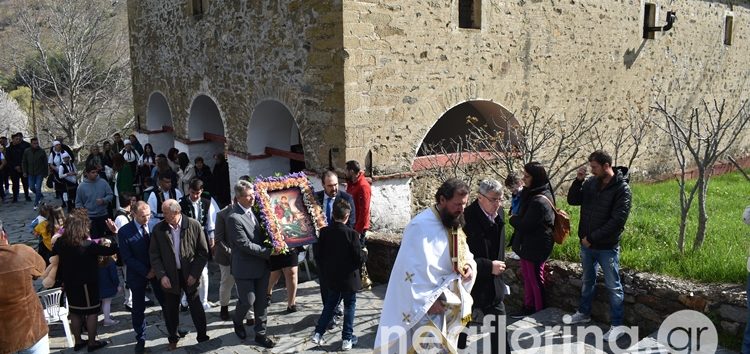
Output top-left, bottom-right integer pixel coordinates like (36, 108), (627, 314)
(440, 208), (465, 229)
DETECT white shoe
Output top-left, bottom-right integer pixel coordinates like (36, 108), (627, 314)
(341, 335), (358, 351)
(562, 311), (591, 325)
(507, 251), (520, 260)
(103, 319), (120, 327)
(202, 302), (212, 311)
(604, 326), (626, 342)
(311, 332), (323, 345)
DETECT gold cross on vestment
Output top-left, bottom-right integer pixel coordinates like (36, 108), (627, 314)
(404, 271), (414, 283)
(402, 312), (411, 324)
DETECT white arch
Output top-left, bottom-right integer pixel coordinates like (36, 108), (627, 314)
(246, 99), (303, 179)
(144, 91), (175, 155)
(186, 94), (225, 169)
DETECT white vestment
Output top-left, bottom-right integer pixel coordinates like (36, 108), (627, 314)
(374, 207), (476, 353)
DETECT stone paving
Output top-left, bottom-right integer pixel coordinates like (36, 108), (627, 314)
(0, 192), (739, 353)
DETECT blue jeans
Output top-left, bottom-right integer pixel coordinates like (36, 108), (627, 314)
(578, 245), (624, 326)
(742, 273), (750, 354)
(314, 290), (357, 340)
(28, 174), (44, 206)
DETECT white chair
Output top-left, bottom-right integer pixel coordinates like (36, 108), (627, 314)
(298, 245), (313, 281)
(38, 288), (74, 348)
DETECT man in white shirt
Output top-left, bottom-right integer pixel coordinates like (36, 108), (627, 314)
(147, 175), (184, 221)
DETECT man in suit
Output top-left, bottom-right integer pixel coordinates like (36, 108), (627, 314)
(314, 170), (356, 229)
(313, 170), (356, 326)
(149, 199), (210, 351)
(227, 180), (275, 348)
(118, 201), (165, 354)
(215, 195), (255, 323)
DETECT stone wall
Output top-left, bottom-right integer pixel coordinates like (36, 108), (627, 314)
(342, 0), (750, 175)
(127, 0), (346, 170)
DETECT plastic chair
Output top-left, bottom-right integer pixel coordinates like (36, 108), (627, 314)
(298, 245), (313, 281)
(38, 288), (74, 348)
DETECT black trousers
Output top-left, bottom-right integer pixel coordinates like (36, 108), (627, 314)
(163, 274), (207, 344)
(458, 301), (508, 353)
(9, 168), (28, 198)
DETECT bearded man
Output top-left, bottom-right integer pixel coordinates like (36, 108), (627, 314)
(374, 178), (476, 353)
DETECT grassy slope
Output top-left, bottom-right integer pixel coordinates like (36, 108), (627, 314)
(547, 171), (750, 284)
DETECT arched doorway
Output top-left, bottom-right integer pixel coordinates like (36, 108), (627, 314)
(186, 95), (226, 169)
(246, 100), (305, 179)
(144, 92), (175, 155)
(414, 100), (519, 171)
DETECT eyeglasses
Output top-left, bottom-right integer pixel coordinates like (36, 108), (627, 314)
(480, 193), (503, 203)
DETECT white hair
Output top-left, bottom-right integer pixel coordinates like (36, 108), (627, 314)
(479, 179), (504, 197)
(234, 180), (254, 196)
(163, 199), (181, 213)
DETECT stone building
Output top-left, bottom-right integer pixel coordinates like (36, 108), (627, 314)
(128, 0), (750, 231)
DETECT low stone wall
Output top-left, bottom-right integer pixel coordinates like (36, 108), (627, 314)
(365, 232), (747, 341)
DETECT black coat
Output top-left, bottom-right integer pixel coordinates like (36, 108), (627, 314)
(509, 186), (555, 263)
(314, 222), (366, 293)
(462, 200), (506, 309)
(567, 169), (632, 250)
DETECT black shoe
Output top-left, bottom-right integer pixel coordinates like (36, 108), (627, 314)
(11, 197), (17, 203)
(234, 321), (247, 340)
(125, 304), (132, 312)
(25, 195), (31, 201)
(245, 318), (255, 327)
(177, 328), (188, 338)
(254, 335), (275, 348)
(135, 340), (145, 354)
(180, 304), (188, 312)
(73, 342), (86, 351)
(196, 334), (210, 343)
(286, 304), (297, 313)
(220, 306), (229, 321)
(87, 340), (108, 352)
(509, 307), (534, 319)
(145, 299), (155, 306)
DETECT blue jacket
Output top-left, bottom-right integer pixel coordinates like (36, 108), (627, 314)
(118, 220), (152, 287)
(98, 262), (120, 299)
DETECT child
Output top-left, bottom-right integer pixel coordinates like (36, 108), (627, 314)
(98, 238), (121, 327)
(504, 172), (523, 216)
(311, 199), (367, 351)
(34, 205), (66, 265)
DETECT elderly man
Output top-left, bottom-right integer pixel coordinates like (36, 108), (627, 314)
(228, 180), (275, 348)
(0, 218), (49, 353)
(149, 199), (210, 350)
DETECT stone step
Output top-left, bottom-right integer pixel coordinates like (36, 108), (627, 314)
(464, 307), (740, 354)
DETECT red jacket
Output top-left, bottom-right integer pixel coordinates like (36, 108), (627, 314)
(346, 172), (371, 233)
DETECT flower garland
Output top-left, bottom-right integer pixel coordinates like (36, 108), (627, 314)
(254, 172), (327, 255)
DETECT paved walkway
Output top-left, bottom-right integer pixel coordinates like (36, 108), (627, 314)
(0, 193), (739, 353)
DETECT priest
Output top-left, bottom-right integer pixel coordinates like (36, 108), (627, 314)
(375, 178), (476, 353)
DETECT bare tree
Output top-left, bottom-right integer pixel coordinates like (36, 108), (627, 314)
(7, 0), (132, 153)
(590, 111), (651, 172)
(413, 135), (485, 188)
(653, 98), (750, 252)
(468, 108), (603, 193)
(0, 88), (29, 136)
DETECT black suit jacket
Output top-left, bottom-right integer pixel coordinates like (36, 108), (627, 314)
(314, 222), (366, 293)
(314, 190), (356, 229)
(463, 200), (506, 309)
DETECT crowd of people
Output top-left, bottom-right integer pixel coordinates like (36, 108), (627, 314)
(0, 132), (376, 353)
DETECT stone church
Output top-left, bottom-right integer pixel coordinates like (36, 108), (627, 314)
(128, 0), (750, 231)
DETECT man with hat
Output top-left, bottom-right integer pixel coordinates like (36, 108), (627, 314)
(58, 152), (79, 212)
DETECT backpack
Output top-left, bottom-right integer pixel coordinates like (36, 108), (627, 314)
(538, 195), (571, 244)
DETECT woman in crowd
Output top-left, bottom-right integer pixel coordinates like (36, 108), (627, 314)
(53, 210), (118, 352)
(193, 156), (212, 192)
(509, 162), (555, 318)
(176, 152), (195, 194)
(212, 153), (231, 208)
(138, 143), (157, 190)
(167, 148), (180, 172)
(154, 154), (178, 187)
(128, 134), (144, 155)
(267, 248), (301, 313)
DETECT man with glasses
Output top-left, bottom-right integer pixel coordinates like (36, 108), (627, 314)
(458, 179), (508, 352)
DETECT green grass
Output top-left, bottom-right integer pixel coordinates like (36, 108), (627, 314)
(546, 171), (750, 284)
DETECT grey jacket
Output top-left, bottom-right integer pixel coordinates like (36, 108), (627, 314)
(213, 204), (234, 267)
(227, 203), (272, 280)
(75, 176), (114, 217)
